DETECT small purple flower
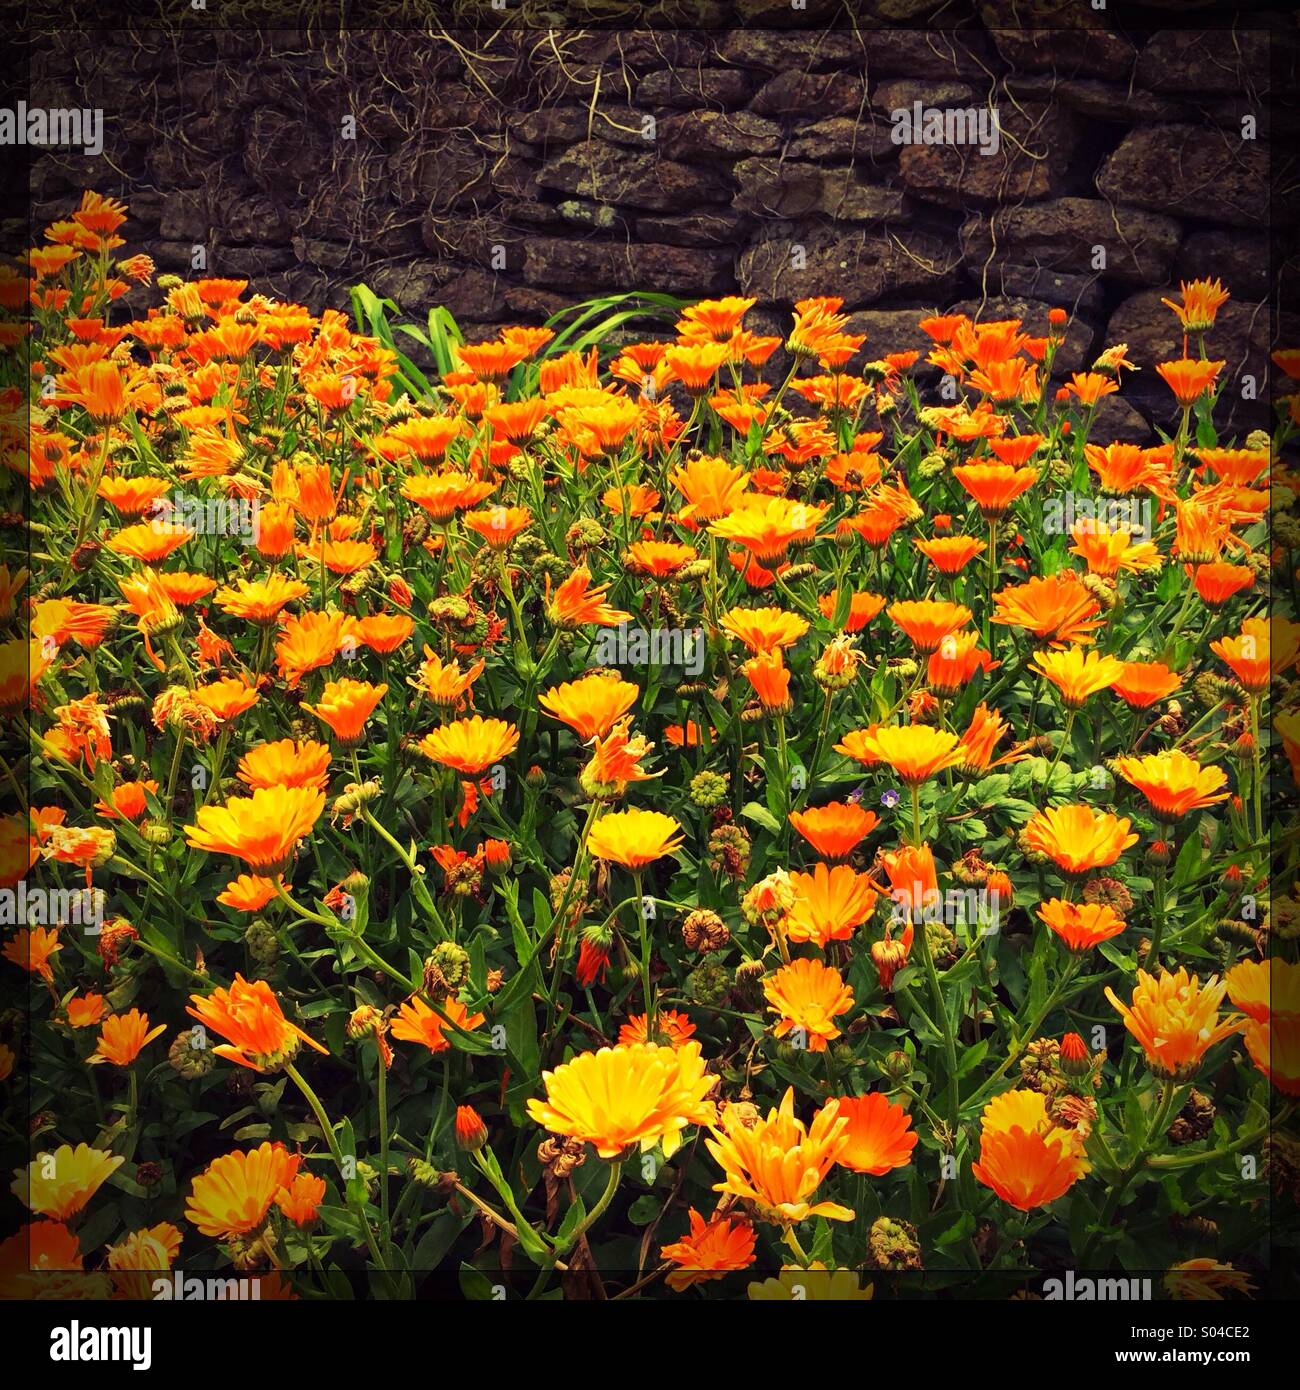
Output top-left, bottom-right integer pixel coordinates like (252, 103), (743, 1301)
(880, 788), (901, 809)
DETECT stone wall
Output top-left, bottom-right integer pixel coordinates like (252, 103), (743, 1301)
(26, 10), (1295, 436)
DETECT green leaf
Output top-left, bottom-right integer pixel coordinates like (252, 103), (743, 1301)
(741, 800), (781, 836)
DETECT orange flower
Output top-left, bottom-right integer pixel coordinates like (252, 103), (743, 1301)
(1210, 623), (1270, 692)
(763, 957), (854, 1051)
(914, 534), (985, 573)
(65, 993), (109, 1028)
(581, 717), (657, 799)
(216, 874), (282, 912)
(587, 807), (684, 869)
(184, 785), (326, 873)
(992, 573), (1104, 646)
(1113, 749), (1230, 820)
(546, 566), (632, 628)
(418, 716), (519, 774)
(665, 341), (731, 393)
(887, 599), (971, 654)
(835, 724), (963, 785)
(274, 1172), (326, 1225)
(3, 927), (62, 982)
(275, 609), (348, 685)
(928, 630), (995, 698)
(303, 678), (388, 747)
(237, 739), (332, 790)
(878, 843), (939, 919)
(661, 1209), (757, 1291)
(1028, 646), (1124, 708)
(193, 676), (260, 723)
(1157, 357), (1223, 407)
(415, 647), (485, 709)
(94, 779), (158, 822)
(527, 1041), (715, 1158)
(1242, 1017), (1300, 1097)
(390, 995), (486, 1055)
(952, 462), (1036, 519)
(740, 649), (792, 713)
(1111, 661), (1181, 708)
(88, 1008), (166, 1066)
(834, 1093), (917, 1175)
(971, 1090), (1089, 1210)
(1069, 522), (1162, 577)
(463, 505), (532, 549)
(785, 863), (879, 946)
(625, 539), (694, 578)
(818, 589), (886, 632)
(97, 475), (170, 514)
(107, 521), (192, 564)
(708, 496), (824, 565)
(1022, 804), (1137, 876)
(187, 974), (327, 1071)
(1161, 277), (1229, 333)
(185, 1143), (300, 1238)
(617, 1009), (696, 1049)
(1192, 562), (1253, 607)
(215, 574), (309, 623)
(720, 606), (809, 653)
(539, 674), (638, 740)
(1105, 968), (1244, 1078)
(788, 801), (879, 861)
(957, 702), (1027, 774)
(1037, 899), (1127, 952)
(400, 471), (495, 522)
(706, 1087), (853, 1224)
(669, 455), (751, 522)
(13, 1142), (124, 1220)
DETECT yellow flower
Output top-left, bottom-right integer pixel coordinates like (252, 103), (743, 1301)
(1105, 968), (1245, 1079)
(13, 1143), (124, 1220)
(525, 1041), (716, 1159)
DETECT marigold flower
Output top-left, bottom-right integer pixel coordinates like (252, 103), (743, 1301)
(214, 574), (309, 625)
(65, 993), (109, 1028)
(1104, 968), (1244, 1079)
(706, 1087), (852, 1225)
(237, 738), (332, 790)
(1210, 623), (1270, 693)
(187, 973), (327, 1070)
(971, 1090), (1088, 1210)
(1022, 804), (1138, 876)
(835, 723), (963, 785)
(720, 605), (809, 653)
(463, 505), (532, 549)
(94, 779), (158, 822)
(1156, 357), (1224, 407)
(546, 565), (632, 628)
(914, 534), (986, 573)
(617, 1009), (696, 1049)
(1037, 898), (1127, 952)
(818, 588), (886, 632)
(587, 807), (684, 869)
(184, 785), (326, 873)
(13, 1143), (124, 1220)
(1113, 749), (1230, 820)
(992, 573), (1104, 646)
(107, 520), (193, 564)
(417, 716), (519, 774)
(669, 455), (750, 522)
(193, 676), (260, 723)
(1192, 562), (1253, 607)
(887, 599), (972, 653)
(740, 648), (792, 713)
(216, 874), (283, 912)
(581, 717), (658, 799)
(1242, 1017), (1300, 1096)
(763, 957), (854, 1051)
(185, 1142), (300, 1238)
(1161, 278), (1229, 333)
(526, 1041), (716, 1158)
(416, 648), (485, 708)
(390, 995), (486, 1054)
(3, 926), (63, 982)
(953, 462), (1036, 519)
(785, 863), (879, 946)
(1110, 661), (1181, 708)
(1069, 522), (1162, 577)
(834, 1092), (917, 1175)
(89, 1008), (166, 1066)
(539, 674), (639, 740)
(275, 1172), (326, 1225)
(303, 678), (387, 747)
(708, 495), (824, 565)
(1028, 646), (1124, 708)
(788, 801), (879, 860)
(661, 1209), (757, 1291)
(106, 1222), (183, 1274)
(625, 539), (694, 578)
